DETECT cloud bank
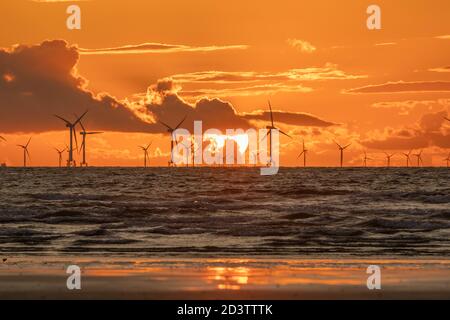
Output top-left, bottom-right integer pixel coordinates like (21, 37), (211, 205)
(0, 40), (337, 134)
(0, 40), (152, 133)
(361, 111), (450, 150)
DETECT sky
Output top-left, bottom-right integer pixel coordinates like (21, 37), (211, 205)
(0, 0), (449, 167)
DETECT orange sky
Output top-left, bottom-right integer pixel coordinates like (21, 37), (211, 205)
(0, 0), (449, 167)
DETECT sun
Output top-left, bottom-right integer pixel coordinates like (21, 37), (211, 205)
(204, 133), (249, 154)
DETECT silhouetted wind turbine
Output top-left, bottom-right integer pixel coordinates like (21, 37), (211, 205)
(159, 115), (187, 167)
(78, 120), (102, 167)
(413, 150), (423, 167)
(250, 150), (260, 167)
(54, 147), (66, 167)
(362, 151), (372, 167)
(263, 100), (291, 165)
(384, 152), (396, 167)
(444, 153), (450, 168)
(334, 140), (351, 168)
(139, 142), (152, 168)
(402, 150), (412, 167)
(17, 137), (31, 167)
(297, 140), (308, 167)
(181, 139), (198, 167)
(54, 110), (88, 167)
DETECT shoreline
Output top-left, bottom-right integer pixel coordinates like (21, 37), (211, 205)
(1, 255), (449, 299)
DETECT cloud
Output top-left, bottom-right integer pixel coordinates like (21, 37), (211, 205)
(165, 64), (366, 98)
(0, 40), (154, 133)
(170, 64), (366, 83)
(242, 110), (338, 127)
(371, 99), (450, 115)
(374, 42), (397, 46)
(180, 83), (312, 98)
(435, 35), (450, 40)
(143, 79), (337, 131)
(361, 111), (450, 150)
(78, 43), (249, 55)
(345, 81), (450, 94)
(0, 40), (338, 135)
(286, 39), (316, 53)
(429, 66), (450, 73)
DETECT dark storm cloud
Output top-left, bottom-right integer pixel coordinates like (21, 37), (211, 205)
(0, 40), (153, 133)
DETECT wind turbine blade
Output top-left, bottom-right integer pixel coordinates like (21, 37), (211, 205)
(159, 121), (173, 130)
(333, 140), (342, 149)
(174, 115), (187, 130)
(73, 129), (79, 151)
(73, 110), (88, 126)
(444, 117), (450, 122)
(343, 143), (351, 150)
(78, 119), (86, 133)
(25, 148), (31, 160)
(79, 141), (84, 153)
(54, 115), (71, 125)
(278, 129), (292, 139)
(261, 130), (269, 141)
(25, 137), (32, 148)
(268, 100), (274, 127)
(0, 136), (6, 142)
(297, 151), (305, 158)
(146, 141), (152, 149)
(86, 132), (103, 135)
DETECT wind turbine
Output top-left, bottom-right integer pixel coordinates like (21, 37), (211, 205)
(402, 150), (412, 167)
(297, 139), (308, 167)
(181, 138), (198, 167)
(362, 151), (372, 167)
(54, 110), (88, 167)
(263, 100), (291, 165)
(250, 150), (260, 167)
(17, 137), (31, 167)
(384, 152), (396, 167)
(0, 136), (6, 167)
(139, 142), (152, 168)
(54, 147), (66, 167)
(444, 153), (450, 168)
(334, 140), (351, 168)
(78, 120), (102, 167)
(413, 150), (423, 167)
(159, 115), (187, 167)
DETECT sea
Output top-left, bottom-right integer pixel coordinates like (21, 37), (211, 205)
(0, 167), (449, 258)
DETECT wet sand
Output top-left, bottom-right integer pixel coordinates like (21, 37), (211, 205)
(0, 256), (449, 299)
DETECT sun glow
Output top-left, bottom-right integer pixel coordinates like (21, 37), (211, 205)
(203, 134), (249, 154)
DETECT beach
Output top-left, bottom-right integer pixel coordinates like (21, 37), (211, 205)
(1, 255), (449, 299)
